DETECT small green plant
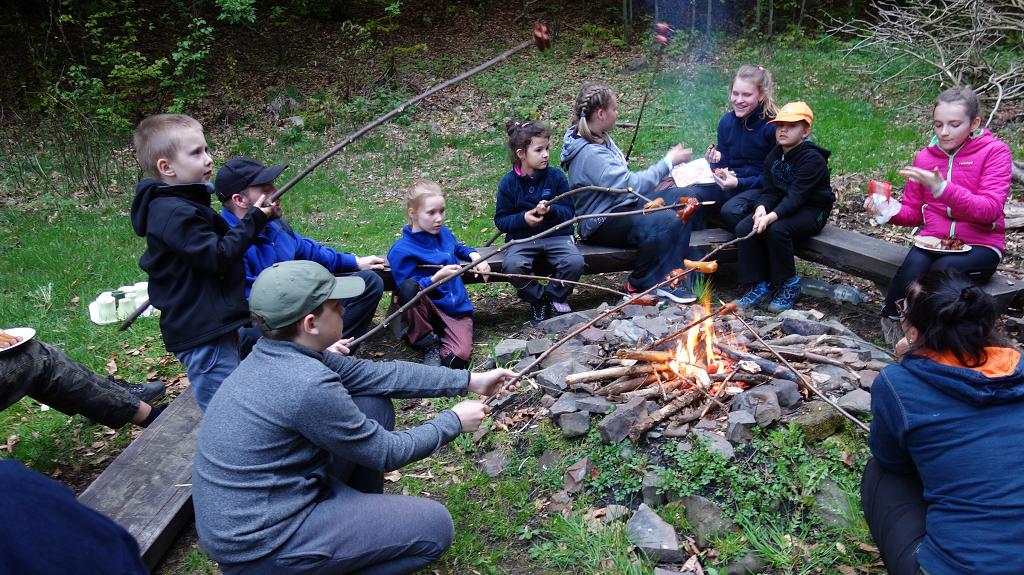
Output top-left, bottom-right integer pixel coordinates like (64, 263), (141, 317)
(584, 431), (648, 501)
(528, 514), (653, 574)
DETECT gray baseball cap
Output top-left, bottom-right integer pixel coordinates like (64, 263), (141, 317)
(250, 261), (365, 329)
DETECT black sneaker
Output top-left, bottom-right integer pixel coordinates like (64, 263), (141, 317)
(530, 299), (549, 325)
(109, 377), (166, 403)
(423, 344), (442, 367)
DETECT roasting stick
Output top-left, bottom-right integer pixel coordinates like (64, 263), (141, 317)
(699, 369), (737, 419)
(645, 301), (738, 351)
(413, 266), (628, 298)
(485, 229), (758, 408)
(732, 314), (870, 433)
(348, 200), (700, 349)
(119, 25), (553, 331)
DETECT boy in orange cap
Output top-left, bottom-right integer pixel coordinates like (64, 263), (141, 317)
(732, 101), (836, 313)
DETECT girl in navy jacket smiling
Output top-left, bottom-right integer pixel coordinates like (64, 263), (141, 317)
(387, 180), (490, 368)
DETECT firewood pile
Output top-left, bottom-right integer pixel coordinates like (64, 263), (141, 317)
(491, 300), (892, 447)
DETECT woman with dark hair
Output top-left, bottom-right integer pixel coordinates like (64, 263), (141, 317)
(862, 269), (1024, 575)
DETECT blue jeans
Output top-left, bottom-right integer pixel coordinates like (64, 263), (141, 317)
(174, 332), (240, 412)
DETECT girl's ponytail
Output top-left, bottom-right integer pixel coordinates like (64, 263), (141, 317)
(573, 82), (615, 144)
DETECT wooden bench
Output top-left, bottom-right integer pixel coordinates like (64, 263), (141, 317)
(78, 391), (202, 570)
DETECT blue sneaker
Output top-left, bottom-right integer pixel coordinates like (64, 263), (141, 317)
(734, 281), (772, 309)
(656, 284), (698, 304)
(767, 277), (802, 313)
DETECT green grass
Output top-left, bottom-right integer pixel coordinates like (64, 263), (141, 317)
(6, 26), (1012, 573)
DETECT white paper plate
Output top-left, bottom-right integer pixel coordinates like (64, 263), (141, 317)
(0, 327), (36, 354)
(914, 236), (971, 254)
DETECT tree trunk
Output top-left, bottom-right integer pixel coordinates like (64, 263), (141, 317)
(705, 0), (712, 37)
(756, 0), (762, 34)
(768, 0), (774, 37)
(690, 0), (696, 35)
(623, 0), (631, 44)
(797, 0), (807, 31)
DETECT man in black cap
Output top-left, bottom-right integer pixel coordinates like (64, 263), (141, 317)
(216, 157), (386, 356)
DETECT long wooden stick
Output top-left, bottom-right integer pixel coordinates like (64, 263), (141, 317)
(348, 200), (695, 348)
(121, 33), (544, 331)
(732, 314), (871, 433)
(624, 38), (668, 162)
(413, 266), (627, 298)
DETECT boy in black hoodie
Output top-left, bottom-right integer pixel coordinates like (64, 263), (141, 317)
(129, 114), (279, 411)
(732, 102), (835, 313)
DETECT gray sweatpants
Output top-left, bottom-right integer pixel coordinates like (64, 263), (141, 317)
(0, 339), (139, 428)
(219, 397), (455, 575)
(501, 235), (585, 303)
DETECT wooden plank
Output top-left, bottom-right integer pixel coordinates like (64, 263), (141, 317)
(78, 391), (201, 570)
(796, 225), (1024, 310)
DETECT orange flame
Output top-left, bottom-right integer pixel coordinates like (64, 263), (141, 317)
(668, 301), (738, 387)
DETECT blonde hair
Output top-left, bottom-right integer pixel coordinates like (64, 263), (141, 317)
(734, 64), (779, 119)
(572, 82), (616, 144)
(405, 179), (445, 224)
(133, 114), (204, 178)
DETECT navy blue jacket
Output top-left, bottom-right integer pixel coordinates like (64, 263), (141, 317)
(0, 460), (148, 574)
(870, 348), (1024, 574)
(710, 104), (777, 193)
(494, 166), (573, 241)
(757, 140), (835, 219)
(387, 225), (475, 317)
(221, 209), (359, 297)
(130, 179), (268, 352)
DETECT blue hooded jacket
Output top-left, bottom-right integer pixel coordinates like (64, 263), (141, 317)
(710, 104), (776, 193)
(870, 348), (1024, 574)
(387, 225), (475, 317)
(221, 209), (359, 297)
(494, 166), (573, 241)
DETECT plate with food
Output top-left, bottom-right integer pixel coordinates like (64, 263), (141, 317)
(913, 235), (971, 253)
(0, 327), (36, 354)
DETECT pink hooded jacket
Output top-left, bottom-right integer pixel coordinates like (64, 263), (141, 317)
(890, 129), (1012, 252)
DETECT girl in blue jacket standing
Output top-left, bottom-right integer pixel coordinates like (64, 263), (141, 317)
(387, 180), (490, 368)
(863, 269), (1024, 575)
(704, 64), (779, 231)
(494, 120), (584, 325)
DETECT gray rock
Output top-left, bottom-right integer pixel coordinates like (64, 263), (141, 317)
(549, 392), (588, 417)
(813, 478), (855, 527)
(837, 389), (872, 416)
(559, 411), (591, 437)
(817, 364), (857, 383)
(512, 357), (533, 373)
(526, 337), (553, 356)
(642, 470), (665, 507)
(613, 319), (649, 345)
(539, 343), (585, 368)
(620, 57), (649, 74)
(726, 410), (756, 445)
(677, 494), (738, 548)
(693, 418), (719, 431)
(655, 569), (695, 575)
(777, 309), (819, 322)
(479, 450), (509, 477)
(758, 320), (783, 337)
(547, 489), (573, 513)
(597, 397), (647, 444)
(622, 304), (659, 317)
(537, 449), (560, 470)
(731, 388), (782, 426)
(569, 382), (596, 394)
(538, 309), (599, 333)
(576, 396), (614, 414)
(789, 400), (846, 442)
(691, 429), (735, 460)
(858, 370), (879, 389)
(626, 504), (685, 563)
(539, 394), (556, 408)
(579, 327), (607, 343)
(285, 115), (304, 128)
(664, 423), (689, 437)
(604, 504), (630, 523)
(765, 379), (802, 408)
(564, 456), (593, 493)
(824, 319), (861, 339)
(535, 361), (571, 396)
(634, 316), (672, 338)
(269, 94), (300, 116)
(568, 359), (594, 374)
(725, 552), (769, 575)
(781, 317), (837, 336)
(494, 338), (529, 365)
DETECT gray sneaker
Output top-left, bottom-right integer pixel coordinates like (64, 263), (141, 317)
(880, 316), (904, 350)
(423, 344), (442, 367)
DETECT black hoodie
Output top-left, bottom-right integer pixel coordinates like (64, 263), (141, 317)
(130, 179), (268, 352)
(756, 140), (835, 220)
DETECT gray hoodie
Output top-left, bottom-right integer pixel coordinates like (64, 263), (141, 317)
(559, 127), (671, 238)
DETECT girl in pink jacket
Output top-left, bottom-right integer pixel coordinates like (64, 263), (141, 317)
(867, 87), (1012, 345)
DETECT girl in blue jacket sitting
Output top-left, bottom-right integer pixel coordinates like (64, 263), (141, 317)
(863, 269), (1024, 575)
(495, 120), (584, 325)
(387, 180), (490, 368)
(704, 64), (779, 231)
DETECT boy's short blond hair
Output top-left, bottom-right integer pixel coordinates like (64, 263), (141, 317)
(133, 114), (204, 178)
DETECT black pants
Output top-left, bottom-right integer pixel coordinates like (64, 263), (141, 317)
(586, 186), (712, 290)
(881, 246), (1000, 317)
(861, 458), (926, 575)
(735, 205), (830, 286)
(239, 269), (385, 358)
(694, 183), (762, 233)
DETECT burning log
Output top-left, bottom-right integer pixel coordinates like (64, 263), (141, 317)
(715, 344), (798, 381)
(615, 350), (673, 363)
(629, 388), (702, 440)
(596, 374), (659, 396)
(709, 372), (770, 385)
(565, 364), (667, 385)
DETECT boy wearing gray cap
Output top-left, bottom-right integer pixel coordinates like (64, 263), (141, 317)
(192, 260), (515, 575)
